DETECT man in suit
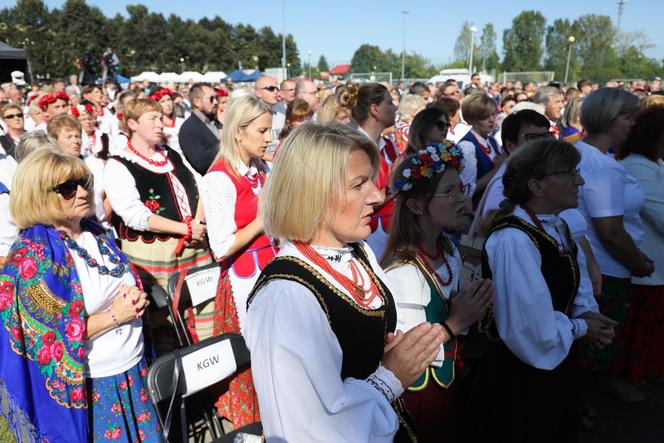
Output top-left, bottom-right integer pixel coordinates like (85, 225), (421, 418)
(179, 83), (220, 175)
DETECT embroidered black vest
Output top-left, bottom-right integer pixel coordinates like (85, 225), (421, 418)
(248, 243), (396, 379)
(110, 147), (199, 242)
(479, 215), (580, 341)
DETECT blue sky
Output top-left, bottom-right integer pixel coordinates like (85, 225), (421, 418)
(31, 0), (664, 67)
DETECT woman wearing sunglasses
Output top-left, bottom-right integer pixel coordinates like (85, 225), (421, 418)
(104, 99), (214, 339)
(0, 103), (25, 159)
(381, 142), (493, 441)
(405, 107), (451, 155)
(0, 149), (163, 442)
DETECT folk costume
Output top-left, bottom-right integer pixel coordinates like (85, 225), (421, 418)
(0, 220), (161, 443)
(470, 206), (599, 443)
(246, 241), (416, 442)
(358, 127), (399, 260)
(384, 246), (463, 441)
(202, 158), (275, 428)
(104, 144), (214, 341)
(457, 128), (500, 207)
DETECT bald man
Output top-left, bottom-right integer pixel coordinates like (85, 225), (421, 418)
(255, 75), (284, 152)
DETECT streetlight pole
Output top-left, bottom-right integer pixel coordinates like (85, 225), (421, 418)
(468, 25), (477, 74)
(308, 51), (312, 78)
(564, 36), (575, 84)
(281, 0), (287, 80)
(400, 10), (409, 81)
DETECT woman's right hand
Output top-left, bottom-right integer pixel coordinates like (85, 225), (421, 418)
(109, 285), (149, 324)
(446, 279), (494, 335)
(381, 323), (445, 388)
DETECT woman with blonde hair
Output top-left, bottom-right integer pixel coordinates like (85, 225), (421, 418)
(393, 94), (426, 154)
(201, 94), (275, 428)
(0, 150), (161, 442)
(246, 122), (446, 442)
(560, 96), (584, 143)
(317, 93), (351, 125)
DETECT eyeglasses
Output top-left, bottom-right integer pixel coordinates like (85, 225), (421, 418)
(259, 86), (279, 92)
(3, 113), (23, 120)
(51, 176), (93, 200)
(522, 131), (555, 141)
(303, 90), (319, 95)
(281, 88), (295, 93)
(434, 121), (450, 132)
(432, 183), (468, 203)
(540, 168), (581, 179)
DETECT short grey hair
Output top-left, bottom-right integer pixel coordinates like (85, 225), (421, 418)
(581, 87), (639, 135)
(533, 86), (563, 105)
(16, 131), (60, 163)
(398, 94), (426, 120)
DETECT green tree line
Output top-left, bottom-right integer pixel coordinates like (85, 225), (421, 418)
(351, 11), (662, 83)
(0, 0), (301, 78)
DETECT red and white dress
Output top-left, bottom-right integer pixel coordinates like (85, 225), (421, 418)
(202, 158), (274, 428)
(162, 116), (185, 157)
(358, 127), (398, 260)
(202, 158), (277, 335)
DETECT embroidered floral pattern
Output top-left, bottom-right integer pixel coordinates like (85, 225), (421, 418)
(144, 188), (165, 214)
(0, 237), (88, 409)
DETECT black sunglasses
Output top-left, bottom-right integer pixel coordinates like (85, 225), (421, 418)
(52, 176), (94, 200)
(3, 113), (23, 120)
(260, 86), (279, 92)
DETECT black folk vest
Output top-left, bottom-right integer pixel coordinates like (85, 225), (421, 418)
(479, 215), (580, 341)
(110, 147), (199, 242)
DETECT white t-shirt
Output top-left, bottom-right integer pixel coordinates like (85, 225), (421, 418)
(68, 231), (144, 377)
(576, 140), (645, 278)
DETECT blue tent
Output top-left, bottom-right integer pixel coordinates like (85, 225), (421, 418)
(115, 74), (130, 84)
(229, 69), (263, 83)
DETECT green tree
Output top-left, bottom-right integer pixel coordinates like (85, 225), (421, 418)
(453, 21), (475, 63)
(502, 10), (546, 71)
(572, 14), (619, 82)
(544, 18), (577, 81)
(478, 23), (499, 72)
(350, 44), (388, 73)
(318, 55), (329, 72)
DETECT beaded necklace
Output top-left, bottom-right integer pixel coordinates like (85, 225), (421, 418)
(295, 242), (380, 309)
(58, 230), (129, 278)
(127, 140), (169, 167)
(417, 245), (453, 287)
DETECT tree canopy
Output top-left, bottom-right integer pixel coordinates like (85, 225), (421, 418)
(0, 0), (301, 78)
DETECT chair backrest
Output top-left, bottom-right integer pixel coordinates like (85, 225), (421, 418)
(167, 261), (223, 313)
(146, 332), (250, 403)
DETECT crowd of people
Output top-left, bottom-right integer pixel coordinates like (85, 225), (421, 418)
(0, 68), (662, 442)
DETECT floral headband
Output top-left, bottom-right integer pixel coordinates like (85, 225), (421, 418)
(38, 92), (70, 111)
(71, 104), (95, 118)
(149, 88), (174, 102)
(394, 140), (465, 192)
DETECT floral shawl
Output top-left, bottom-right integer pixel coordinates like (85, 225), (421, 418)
(0, 220), (129, 442)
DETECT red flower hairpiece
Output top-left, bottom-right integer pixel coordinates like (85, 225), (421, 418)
(71, 104), (94, 118)
(215, 89), (228, 97)
(149, 88), (174, 102)
(37, 92), (70, 111)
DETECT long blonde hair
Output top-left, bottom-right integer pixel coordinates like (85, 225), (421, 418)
(211, 95), (271, 177)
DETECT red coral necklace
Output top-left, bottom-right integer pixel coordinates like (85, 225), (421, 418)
(127, 140), (168, 167)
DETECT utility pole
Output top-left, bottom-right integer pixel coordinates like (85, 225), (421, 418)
(281, 0), (287, 80)
(617, 0), (628, 31)
(400, 10), (409, 81)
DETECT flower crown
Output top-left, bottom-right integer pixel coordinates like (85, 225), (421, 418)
(38, 92), (69, 111)
(394, 140), (465, 192)
(71, 104), (95, 118)
(149, 88), (174, 102)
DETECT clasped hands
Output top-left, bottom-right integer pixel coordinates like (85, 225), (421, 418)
(109, 284), (150, 325)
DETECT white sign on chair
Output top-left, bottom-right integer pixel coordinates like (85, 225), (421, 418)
(180, 339), (237, 397)
(185, 267), (221, 307)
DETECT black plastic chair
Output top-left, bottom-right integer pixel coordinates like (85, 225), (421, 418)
(146, 333), (262, 442)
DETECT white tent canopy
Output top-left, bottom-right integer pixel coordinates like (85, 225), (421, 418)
(158, 72), (182, 83)
(179, 71), (205, 82)
(131, 71), (161, 82)
(201, 71), (227, 83)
